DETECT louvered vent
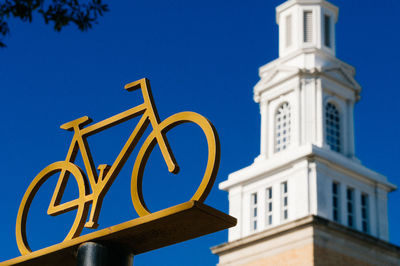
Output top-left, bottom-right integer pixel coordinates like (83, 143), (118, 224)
(285, 15), (292, 47)
(303, 11), (313, 43)
(324, 15), (331, 47)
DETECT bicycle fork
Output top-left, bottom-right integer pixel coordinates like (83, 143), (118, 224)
(83, 164), (111, 229)
(82, 133), (178, 229)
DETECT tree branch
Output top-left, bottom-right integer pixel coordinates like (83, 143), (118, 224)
(0, 0), (108, 47)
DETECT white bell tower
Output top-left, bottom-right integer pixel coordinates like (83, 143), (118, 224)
(255, 0), (356, 163)
(217, 0), (396, 247)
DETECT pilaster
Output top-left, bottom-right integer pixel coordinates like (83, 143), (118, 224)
(259, 101), (269, 160)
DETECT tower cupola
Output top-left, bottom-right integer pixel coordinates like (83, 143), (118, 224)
(276, 0), (338, 58)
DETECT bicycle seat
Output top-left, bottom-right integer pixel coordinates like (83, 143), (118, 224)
(60, 116), (93, 131)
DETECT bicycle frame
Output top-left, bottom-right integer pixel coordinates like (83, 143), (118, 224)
(47, 78), (178, 228)
(15, 77), (220, 256)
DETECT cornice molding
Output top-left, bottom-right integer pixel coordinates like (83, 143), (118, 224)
(219, 144), (395, 192)
(211, 215), (400, 256)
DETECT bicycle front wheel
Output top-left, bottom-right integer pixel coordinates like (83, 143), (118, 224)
(131, 111), (220, 217)
(16, 161), (88, 255)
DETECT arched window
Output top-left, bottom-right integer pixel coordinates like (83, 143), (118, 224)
(275, 102), (291, 152)
(325, 102), (341, 152)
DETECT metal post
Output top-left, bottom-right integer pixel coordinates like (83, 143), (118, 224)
(77, 242), (133, 266)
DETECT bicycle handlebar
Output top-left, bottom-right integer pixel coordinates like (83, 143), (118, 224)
(124, 78), (149, 92)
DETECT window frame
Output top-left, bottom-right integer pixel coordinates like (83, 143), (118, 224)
(324, 14), (331, 48)
(266, 187), (273, 227)
(275, 102), (291, 153)
(346, 187), (355, 228)
(361, 193), (369, 233)
(303, 10), (313, 43)
(332, 181), (340, 222)
(325, 101), (341, 153)
(285, 14), (292, 48)
(281, 181), (289, 221)
(250, 192), (258, 232)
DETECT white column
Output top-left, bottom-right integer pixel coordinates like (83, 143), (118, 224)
(376, 186), (389, 241)
(228, 186), (243, 241)
(273, 183), (280, 226)
(347, 100), (355, 158)
(355, 188), (362, 231)
(300, 78), (306, 145)
(258, 188), (266, 231)
(259, 101), (269, 160)
(308, 161), (318, 215)
(340, 99), (348, 156)
(294, 78), (301, 147)
(315, 77), (323, 146)
(368, 189), (377, 237)
(309, 78), (317, 143)
(340, 183), (346, 225)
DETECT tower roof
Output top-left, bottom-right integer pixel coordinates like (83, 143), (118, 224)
(276, 0), (339, 24)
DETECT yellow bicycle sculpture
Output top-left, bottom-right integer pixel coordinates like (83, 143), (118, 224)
(15, 78), (220, 255)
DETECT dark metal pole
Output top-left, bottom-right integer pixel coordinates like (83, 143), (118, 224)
(76, 242), (133, 266)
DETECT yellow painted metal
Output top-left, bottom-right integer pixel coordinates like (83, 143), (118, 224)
(14, 78), (221, 256)
(4, 201), (236, 266)
(131, 111), (220, 216)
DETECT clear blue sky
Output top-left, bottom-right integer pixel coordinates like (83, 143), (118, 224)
(0, 0), (399, 265)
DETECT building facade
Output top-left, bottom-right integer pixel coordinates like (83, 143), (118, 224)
(212, 0), (400, 265)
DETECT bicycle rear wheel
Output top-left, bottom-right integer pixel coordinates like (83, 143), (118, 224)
(16, 161), (89, 255)
(131, 111), (220, 217)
